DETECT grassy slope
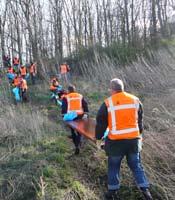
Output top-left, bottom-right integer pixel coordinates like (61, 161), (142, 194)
(1, 49), (175, 200)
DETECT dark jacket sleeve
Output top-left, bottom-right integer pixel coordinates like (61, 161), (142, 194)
(95, 102), (108, 140)
(61, 97), (68, 115)
(138, 102), (143, 133)
(82, 98), (89, 113)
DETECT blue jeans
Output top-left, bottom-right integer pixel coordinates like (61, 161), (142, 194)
(108, 153), (149, 190)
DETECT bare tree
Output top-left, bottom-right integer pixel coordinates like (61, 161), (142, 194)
(0, 0), (8, 66)
(0, 0), (173, 68)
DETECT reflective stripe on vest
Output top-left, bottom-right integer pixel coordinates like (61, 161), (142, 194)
(66, 93), (83, 115)
(105, 92), (140, 140)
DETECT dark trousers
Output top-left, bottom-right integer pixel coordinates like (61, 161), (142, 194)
(30, 73), (36, 84)
(70, 128), (81, 148)
(22, 89), (28, 102)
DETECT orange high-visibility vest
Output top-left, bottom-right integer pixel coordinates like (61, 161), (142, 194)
(20, 67), (27, 76)
(105, 92), (141, 140)
(13, 77), (21, 87)
(66, 92), (84, 115)
(30, 63), (37, 74)
(8, 67), (14, 73)
(50, 85), (57, 91)
(21, 79), (28, 90)
(13, 58), (19, 65)
(60, 64), (68, 74)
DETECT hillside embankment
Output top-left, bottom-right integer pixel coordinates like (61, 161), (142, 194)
(0, 46), (175, 200)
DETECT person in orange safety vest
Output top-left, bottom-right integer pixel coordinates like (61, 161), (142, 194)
(29, 62), (37, 84)
(50, 77), (59, 92)
(59, 62), (70, 84)
(61, 85), (89, 155)
(7, 66), (15, 74)
(95, 78), (152, 200)
(12, 73), (22, 87)
(50, 77), (66, 100)
(20, 77), (28, 102)
(13, 57), (20, 71)
(7, 66), (15, 83)
(19, 65), (27, 78)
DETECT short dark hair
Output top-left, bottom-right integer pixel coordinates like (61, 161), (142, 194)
(68, 84), (76, 93)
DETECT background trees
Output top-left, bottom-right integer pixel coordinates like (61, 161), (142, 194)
(0, 0), (175, 66)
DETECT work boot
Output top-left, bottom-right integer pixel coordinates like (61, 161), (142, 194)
(141, 188), (153, 200)
(74, 148), (80, 155)
(105, 190), (119, 200)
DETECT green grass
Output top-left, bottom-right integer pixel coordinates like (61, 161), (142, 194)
(43, 165), (56, 178)
(0, 134), (74, 199)
(0, 75), (172, 200)
(160, 37), (175, 46)
(87, 91), (106, 102)
(30, 91), (50, 104)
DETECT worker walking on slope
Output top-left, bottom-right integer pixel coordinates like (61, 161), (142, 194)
(50, 77), (60, 93)
(19, 65), (27, 79)
(12, 73), (22, 88)
(7, 66), (15, 83)
(95, 78), (153, 200)
(61, 85), (88, 155)
(20, 77), (28, 102)
(13, 57), (20, 71)
(59, 62), (70, 84)
(29, 62), (37, 84)
(12, 73), (22, 102)
(7, 66), (15, 74)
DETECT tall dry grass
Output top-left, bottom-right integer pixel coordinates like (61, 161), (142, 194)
(0, 80), (60, 162)
(143, 129), (175, 200)
(74, 46), (175, 92)
(0, 45), (175, 199)
(71, 46), (175, 199)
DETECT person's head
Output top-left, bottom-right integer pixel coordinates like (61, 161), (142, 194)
(68, 84), (76, 93)
(110, 78), (124, 95)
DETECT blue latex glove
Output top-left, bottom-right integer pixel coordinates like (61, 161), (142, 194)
(56, 85), (63, 91)
(63, 111), (77, 121)
(103, 128), (109, 139)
